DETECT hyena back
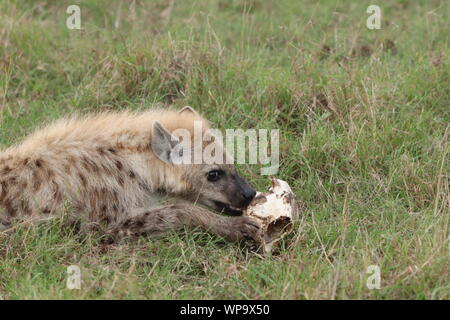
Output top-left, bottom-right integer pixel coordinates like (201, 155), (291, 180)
(0, 107), (259, 242)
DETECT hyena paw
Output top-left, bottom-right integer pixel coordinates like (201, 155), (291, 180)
(229, 216), (263, 246)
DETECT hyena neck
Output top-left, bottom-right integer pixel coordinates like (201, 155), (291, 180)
(89, 127), (189, 195)
(145, 162), (192, 196)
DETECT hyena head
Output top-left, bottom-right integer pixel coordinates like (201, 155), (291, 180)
(151, 106), (256, 215)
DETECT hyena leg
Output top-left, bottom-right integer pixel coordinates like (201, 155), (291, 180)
(106, 204), (262, 243)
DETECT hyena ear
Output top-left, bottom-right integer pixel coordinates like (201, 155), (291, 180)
(152, 121), (179, 164)
(178, 106), (198, 116)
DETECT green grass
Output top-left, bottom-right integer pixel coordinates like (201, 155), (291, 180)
(0, 0), (449, 299)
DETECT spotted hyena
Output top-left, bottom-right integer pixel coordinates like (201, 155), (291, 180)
(0, 107), (260, 243)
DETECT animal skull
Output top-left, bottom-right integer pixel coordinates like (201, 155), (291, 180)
(244, 177), (297, 253)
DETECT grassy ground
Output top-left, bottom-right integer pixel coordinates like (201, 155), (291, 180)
(0, 0), (448, 299)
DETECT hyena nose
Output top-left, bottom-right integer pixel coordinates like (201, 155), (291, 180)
(242, 189), (256, 202)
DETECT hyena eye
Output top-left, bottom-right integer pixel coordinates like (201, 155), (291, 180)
(207, 170), (223, 182)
